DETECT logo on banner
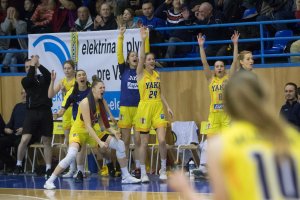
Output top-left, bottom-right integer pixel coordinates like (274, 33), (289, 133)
(32, 35), (71, 66)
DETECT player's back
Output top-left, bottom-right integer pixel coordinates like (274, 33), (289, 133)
(220, 121), (300, 200)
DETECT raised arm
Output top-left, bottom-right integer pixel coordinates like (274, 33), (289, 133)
(80, 99), (108, 148)
(197, 33), (212, 81)
(21, 55), (40, 89)
(117, 27), (126, 64)
(136, 27), (148, 80)
(229, 30), (240, 77)
(48, 70), (62, 98)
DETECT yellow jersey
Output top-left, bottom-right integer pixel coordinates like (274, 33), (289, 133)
(220, 121), (300, 200)
(209, 75), (228, 112)
(138, 70), (161, 102)
(61, 77), (75, 96)
(70, 102), (101, 134)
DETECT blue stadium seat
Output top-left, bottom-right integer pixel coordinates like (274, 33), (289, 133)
(264, 30), (293, 54)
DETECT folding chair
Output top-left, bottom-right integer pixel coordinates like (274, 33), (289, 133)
(29, 138), (46, 173)
(170, 121), (199, 170)
(128, 127), (159, 174)
(51, 120), (67, 162)
(85, 144), (101, 174)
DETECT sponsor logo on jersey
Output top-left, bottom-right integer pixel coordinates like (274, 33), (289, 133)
(214, 104), (224, 109)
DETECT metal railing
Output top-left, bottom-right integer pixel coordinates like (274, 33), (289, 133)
(153, 19), (300, 69)
(0, 19), (300, 75)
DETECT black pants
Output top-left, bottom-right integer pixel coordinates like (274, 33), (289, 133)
(0, 134), (21, 169)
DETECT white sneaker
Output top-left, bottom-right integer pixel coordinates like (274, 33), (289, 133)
(141, 174), (150, 183)
(159, 169), (167, 180)
(62, 170), (76, 178)
(44, 181), (56, 190)
(121, 175), (141, 184)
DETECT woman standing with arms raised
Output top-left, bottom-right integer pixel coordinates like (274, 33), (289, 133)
(135, 27), (173, 182)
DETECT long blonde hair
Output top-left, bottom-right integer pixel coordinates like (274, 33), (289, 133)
(223, 71), (289, 156)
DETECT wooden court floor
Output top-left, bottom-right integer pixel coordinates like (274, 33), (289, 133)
(0, 174), (212, 200)
(0, 188), (212, 200)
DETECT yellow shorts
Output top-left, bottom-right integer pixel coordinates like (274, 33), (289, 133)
(207, 111), (230, 135)
(118, 106), (137, 129)
(135, 101), (168, 132)
(69, 123), (107, 147)
(62, 107), (72, 130)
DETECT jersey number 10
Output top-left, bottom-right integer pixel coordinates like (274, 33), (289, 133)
(253, 153), (299, 199)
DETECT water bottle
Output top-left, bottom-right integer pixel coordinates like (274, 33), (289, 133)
(188, 160), (196, 180)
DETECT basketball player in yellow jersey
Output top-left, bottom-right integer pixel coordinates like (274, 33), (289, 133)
(169, 71), (300, 200)
(195, 31), (240, 177)
(44, 77), (141, 190)
(48, 60), (75, 144)
(135, 27), (173, 182)
(199, 31), (239, 135)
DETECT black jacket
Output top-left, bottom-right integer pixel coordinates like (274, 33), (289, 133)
(280, 100), (300, 130)
(21, 65), (52, 109)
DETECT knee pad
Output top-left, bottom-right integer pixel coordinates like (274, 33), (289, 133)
(59, 147), (78, 169)
(109, 138), (126, 159)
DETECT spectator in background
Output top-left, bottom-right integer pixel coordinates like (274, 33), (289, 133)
(0, 0), (8, 22)
(0, 0), (8, 63)
(256, 0), (295, 31)
(214, 0), (244, 22)
(194, 2), (228, 58)
(0, 89), (27, 172)
(105, 0), (117, 15)
(280, 82), (300, 130)
(140, 0), (166, 58)
(23, 0), (35, 33)
(93, 2), (118, 31)
(155, 0), (193, 66)
(52, 0), (80, 33)
(71, 6), (93, 32)
(30, 0), (56, 33)
(117, 7), (140, 29)
(155, 0), (184, 29)
(140, 1), (165, 29)
(1, 7), (27, 73)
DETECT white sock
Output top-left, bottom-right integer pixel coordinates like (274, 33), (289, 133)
(17, 160), (22, 166)
(46, 164), (51, 171)
(121, 167), (130, 178)
(135, 160), (140, 169)
(140, 164), (146, 175)
(70, 161), (76, 171)
(161, 159), (167, 169)
(200, 140), (207, 167)
(77, 165), (84, 172)
(47, 174), (57, 183)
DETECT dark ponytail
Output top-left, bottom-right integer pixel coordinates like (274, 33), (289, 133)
(87, 75), (110, 128)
